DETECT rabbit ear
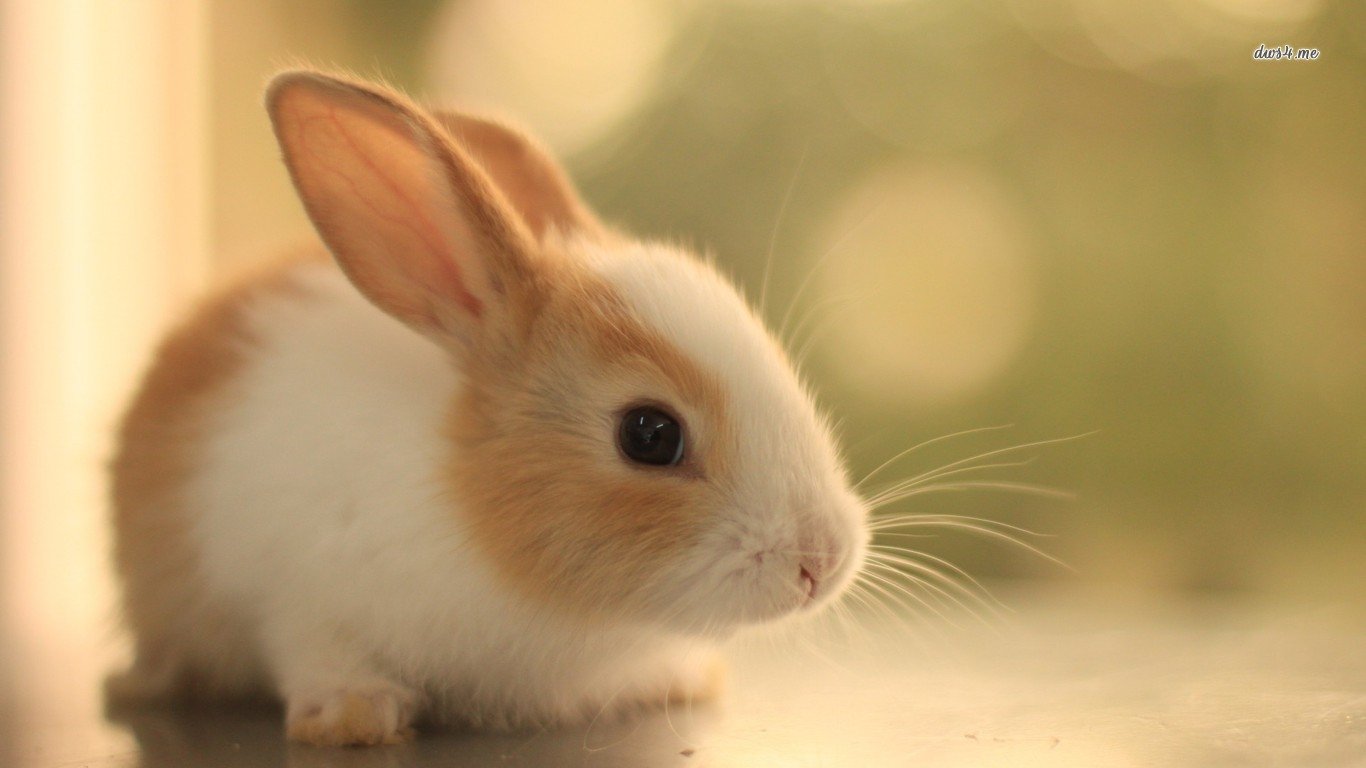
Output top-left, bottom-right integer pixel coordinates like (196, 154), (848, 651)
(267, 71), (542, 350)
(433, 111), (608, 242)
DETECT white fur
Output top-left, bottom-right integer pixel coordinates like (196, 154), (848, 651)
(190, 259), (715, 728)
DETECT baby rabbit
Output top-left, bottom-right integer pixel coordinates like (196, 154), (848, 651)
(107, 70), (868, 746)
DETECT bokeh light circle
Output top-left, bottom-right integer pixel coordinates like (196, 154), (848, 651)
(427, 0), (675, 154)
(812, 164), (1036, 409)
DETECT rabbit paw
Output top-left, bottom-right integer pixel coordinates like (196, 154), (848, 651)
(285, 683), (419, 746)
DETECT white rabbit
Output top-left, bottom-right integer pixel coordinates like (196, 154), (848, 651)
(107, 70), (868, 746)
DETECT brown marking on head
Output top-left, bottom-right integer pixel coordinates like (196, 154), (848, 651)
(446, 255), (736, 622)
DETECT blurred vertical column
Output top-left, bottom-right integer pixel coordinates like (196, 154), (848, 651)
(0, 0), (207, 700)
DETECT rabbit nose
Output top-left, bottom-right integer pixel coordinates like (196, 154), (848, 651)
(798, 554), (835, 602)
(798, 564), (818, 601)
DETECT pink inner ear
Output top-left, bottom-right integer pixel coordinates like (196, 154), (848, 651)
(285, 88), (487, 324)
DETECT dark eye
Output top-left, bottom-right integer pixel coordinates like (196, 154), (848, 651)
(618, 407), (684, 467)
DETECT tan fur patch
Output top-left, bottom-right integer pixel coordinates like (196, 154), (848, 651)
(446, 256), (734, 622)
(109, 248), (325, 698)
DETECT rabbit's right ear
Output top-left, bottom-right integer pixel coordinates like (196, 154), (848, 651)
(434, 111), (607, 242)
(267, 71), (542, 353)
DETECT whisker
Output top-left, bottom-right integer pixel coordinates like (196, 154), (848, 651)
(867, 545), (1013, 614)
(857, 565), (965, 631)
(864, 459), (1038, 507)
(840, 580), (893, 634)
(788, 295), (858, 372)
(776, 200), (887, 343)
(868, 479), (1074, 509)
(757, 143), (809, 318)
(869, 512), (1045, 536)
(880, 431), (1096, 492)
(825, 596), (861, 649)
(856, 424), (1014, 489)
(786, 294), (853, 352)
(862, 559), (968, 619)
(865, 548), (1008, 622)
(872, 519), (1073, 571)
(861, 557), (1000, 629)
(836, 430), (1093, 643)
(842, 580), (898, 638)
(849, 578), (946, 654)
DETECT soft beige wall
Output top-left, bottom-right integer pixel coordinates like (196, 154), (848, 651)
(207, 0), (354, 271)
(0, 0), (412, 685)
(0, 0), (206, 701)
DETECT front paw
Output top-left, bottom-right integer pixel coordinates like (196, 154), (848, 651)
(286, 684), (419, 746)
(667, 655), (727, 705)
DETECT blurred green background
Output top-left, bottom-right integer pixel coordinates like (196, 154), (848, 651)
(213, 0), (1364, 603)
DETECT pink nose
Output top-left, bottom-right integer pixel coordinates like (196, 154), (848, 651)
(798, 564), (818, 602)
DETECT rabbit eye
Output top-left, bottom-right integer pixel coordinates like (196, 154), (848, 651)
(618, 407), (684, 467)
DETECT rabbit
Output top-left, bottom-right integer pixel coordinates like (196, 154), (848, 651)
(106, 69), (869, 747)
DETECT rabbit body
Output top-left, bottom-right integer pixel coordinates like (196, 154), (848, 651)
(109, 71), (863, 746)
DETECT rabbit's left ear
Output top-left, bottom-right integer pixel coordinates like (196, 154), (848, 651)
(434, 111), (608, 242)
(267, 71), (543, 353)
